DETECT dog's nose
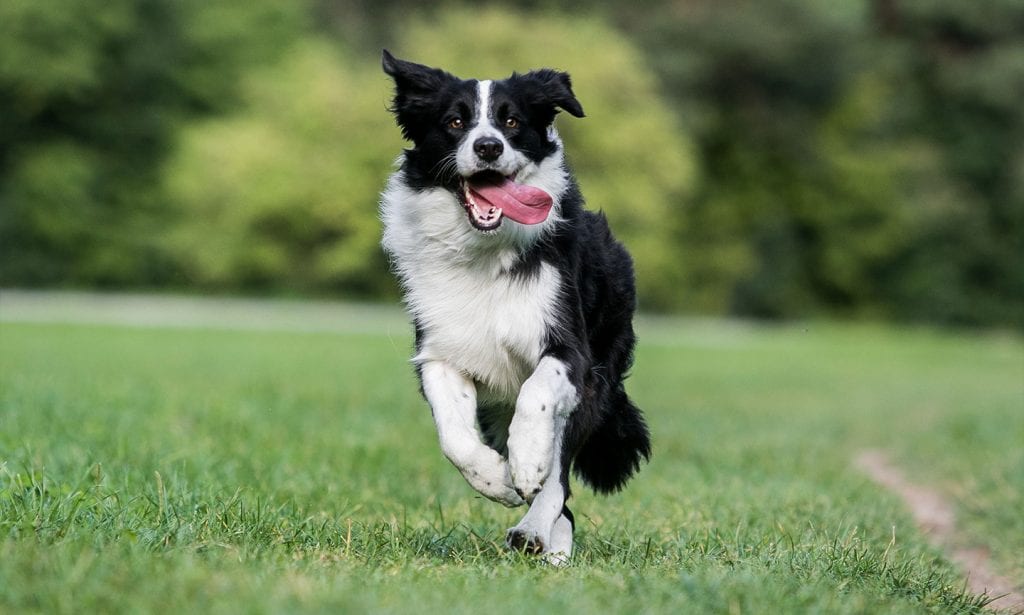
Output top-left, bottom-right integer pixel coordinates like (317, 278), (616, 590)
(473, 137), (503, 162)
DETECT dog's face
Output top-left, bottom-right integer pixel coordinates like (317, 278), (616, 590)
(382, 50), (584, 234)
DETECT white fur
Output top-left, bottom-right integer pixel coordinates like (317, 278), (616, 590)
(420, 263), (559, 400)
(507, 357), (578, 496)
(420, 361), (523, 507)
(544, 513), (574, 565)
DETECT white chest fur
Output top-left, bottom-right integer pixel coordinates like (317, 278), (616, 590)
(381, 175), (565, 402)
(410, 259), (561, 402)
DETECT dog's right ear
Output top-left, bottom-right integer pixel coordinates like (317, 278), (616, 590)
(382, 50), (455, 141)
(382, 50), (450, 92)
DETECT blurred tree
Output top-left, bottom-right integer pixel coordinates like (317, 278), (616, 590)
(619, 0), (1023, 326)
(625, 0), (880, 316)
(164, 40), (400, 296)
(2, 0), (1020, 327)
(872, 0), (1024, 326)
(0, 0), (304, 286)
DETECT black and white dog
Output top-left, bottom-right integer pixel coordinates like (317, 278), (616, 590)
(380, 51), (650, 562)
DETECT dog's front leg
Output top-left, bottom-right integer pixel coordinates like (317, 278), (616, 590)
(420, 360), (524, 507)
(507, 356), (579, 499)
(506, 411), (574, 563)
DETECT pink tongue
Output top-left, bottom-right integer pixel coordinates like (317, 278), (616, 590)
(467, 177), (552, 225)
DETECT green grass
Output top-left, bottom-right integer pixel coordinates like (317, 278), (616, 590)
(1, 307), (1022, 614)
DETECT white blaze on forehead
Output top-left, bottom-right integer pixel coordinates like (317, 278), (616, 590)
(475, 80), (494, 130)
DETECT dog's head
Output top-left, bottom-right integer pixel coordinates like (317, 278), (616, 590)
(382, 50), (584, 234)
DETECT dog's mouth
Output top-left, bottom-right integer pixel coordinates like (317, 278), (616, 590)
(460, 171), (553, 232)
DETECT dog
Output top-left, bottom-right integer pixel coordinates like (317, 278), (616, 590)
(379, 50), (650, 562)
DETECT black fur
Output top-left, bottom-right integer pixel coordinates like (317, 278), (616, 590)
(382, 50), (650, 497)
(539, 205), (652, 494)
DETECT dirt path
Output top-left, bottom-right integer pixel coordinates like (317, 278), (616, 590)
(855, 450), (1023, 613)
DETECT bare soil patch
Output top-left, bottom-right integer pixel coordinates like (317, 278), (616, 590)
(855, 450), (1023, 613)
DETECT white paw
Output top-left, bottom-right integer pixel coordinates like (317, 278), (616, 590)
(507, 410), (554, 500)
(506, 515), (572, 565)
(543, 513), (574, 565)
(460, 447), (525, 508)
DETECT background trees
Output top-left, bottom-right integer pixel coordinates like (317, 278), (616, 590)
(1, 0), (1020, 327)
(0, 0), (303, 286)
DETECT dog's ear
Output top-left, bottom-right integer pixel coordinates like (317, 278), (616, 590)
(520, 68), (586, 119)
(382, 50), (457, 142)
(382, 50), (452, 94)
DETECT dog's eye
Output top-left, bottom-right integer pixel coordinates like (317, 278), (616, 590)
(505, 117), (519, 129)
(448, 118), (464, 130)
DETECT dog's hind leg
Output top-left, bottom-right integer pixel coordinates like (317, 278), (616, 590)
(421, 361), (524, 508)
(543, 507), (574, 565)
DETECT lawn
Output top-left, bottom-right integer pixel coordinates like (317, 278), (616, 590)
(1, 297), (1021, 614)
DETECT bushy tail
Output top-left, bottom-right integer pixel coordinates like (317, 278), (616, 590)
(572, 390), (651, 494)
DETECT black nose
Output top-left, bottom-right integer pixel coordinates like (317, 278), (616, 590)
(473, 137), (503, 162)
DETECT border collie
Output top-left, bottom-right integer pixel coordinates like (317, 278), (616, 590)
(379, 50), (650, 563)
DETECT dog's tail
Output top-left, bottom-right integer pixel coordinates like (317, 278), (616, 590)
(572, 389), (651, 494)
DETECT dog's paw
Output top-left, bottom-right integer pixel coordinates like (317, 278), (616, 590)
(479, 479), (525, 508)
(506, 522), (571, 565)
(460, 448), (524, 508)
(506, 526), (546, 555)
(507, 412), (554, 501)
(542, 513), (573, 566)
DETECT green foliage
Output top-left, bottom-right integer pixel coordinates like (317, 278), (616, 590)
(165, 41), (400, 296)
(0, 0), (305, 287)
(1, 0), (1021, 327)
(0, 0), (131, 108)
(876, 0), (1024, 326)
(622, 0), (1023, 325)
(628, 1), (890, 317)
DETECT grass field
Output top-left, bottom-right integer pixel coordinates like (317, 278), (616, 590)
(1, 296), (1022, 613)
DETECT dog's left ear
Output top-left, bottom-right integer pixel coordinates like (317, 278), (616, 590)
(521, 68), (586, 119)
